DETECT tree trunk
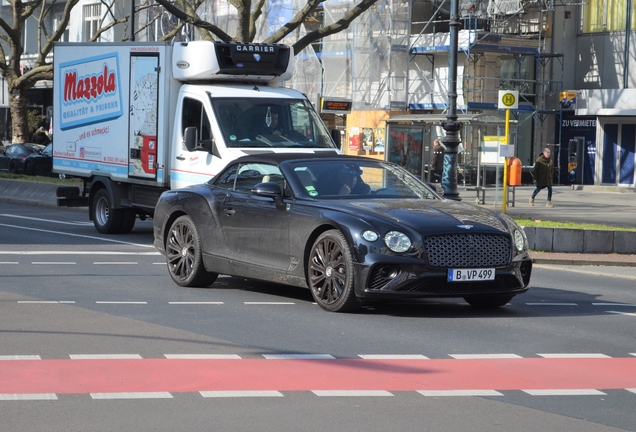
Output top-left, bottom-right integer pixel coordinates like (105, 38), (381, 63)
(9, 87), (30, 143)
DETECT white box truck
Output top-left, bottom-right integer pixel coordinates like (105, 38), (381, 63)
(53, 41), (341, 234)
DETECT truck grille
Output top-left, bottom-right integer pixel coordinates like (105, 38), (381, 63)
(424, 234), (511, 268)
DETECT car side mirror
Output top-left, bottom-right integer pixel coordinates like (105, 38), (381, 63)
(252, 181), (283, 198)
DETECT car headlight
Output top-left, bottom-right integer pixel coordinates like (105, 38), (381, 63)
(384, 231), (412, 253)
(362, 230), (379, 242)
(514, 229), (525, 251)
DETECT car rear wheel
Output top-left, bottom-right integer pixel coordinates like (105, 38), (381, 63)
(464, 295), (514, 309)
(91, 189), (123, 234)
(308, 230), (360, 312)
(166, 215), (218, 287)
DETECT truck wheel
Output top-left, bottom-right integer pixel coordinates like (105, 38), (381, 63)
(118, 209), (136, 234)
(165, 215), (218, 287)
(92, 189), (123, 234)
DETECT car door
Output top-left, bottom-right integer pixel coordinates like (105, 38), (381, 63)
(219, 163), (291, 273)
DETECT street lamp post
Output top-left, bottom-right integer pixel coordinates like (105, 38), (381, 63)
(440, 0), (462, 200)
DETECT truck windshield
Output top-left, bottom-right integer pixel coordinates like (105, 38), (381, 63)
(211, 98), (336, 149)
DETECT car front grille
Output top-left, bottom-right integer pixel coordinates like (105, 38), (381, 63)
(424, 234), (511, 268)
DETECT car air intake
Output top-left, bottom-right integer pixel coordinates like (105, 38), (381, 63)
(424, 234), (511, 268)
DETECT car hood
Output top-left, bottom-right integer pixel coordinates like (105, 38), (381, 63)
(339, 199), (512, 234)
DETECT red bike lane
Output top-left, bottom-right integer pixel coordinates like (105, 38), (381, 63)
(2, 357), (636, 394)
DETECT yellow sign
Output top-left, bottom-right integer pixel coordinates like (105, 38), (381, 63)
(498, 90), (519, 109)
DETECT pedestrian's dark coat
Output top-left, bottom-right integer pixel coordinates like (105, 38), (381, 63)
(533, 154), (553, 188)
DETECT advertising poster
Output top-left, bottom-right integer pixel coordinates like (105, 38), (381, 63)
(374, 128), (385, 152)
(362, 128), (374, 151)
(349, 127), (361, 152)
(388, 126), (423, 177)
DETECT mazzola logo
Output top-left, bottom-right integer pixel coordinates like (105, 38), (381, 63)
(63, 65), (116, 103)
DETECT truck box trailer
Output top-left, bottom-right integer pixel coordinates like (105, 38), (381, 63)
(53, 41), (340, 234)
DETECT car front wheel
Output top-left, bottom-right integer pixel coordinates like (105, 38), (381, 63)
(307, 230), (359, 312)
(165, 215), (218, 287)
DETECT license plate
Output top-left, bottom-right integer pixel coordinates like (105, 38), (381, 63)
(447, 268), (495, 282)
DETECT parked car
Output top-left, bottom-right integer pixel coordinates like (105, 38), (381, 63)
(0, 143), (42, 174)
(24, 143), (54, 176)
(153, 153), (533, 313)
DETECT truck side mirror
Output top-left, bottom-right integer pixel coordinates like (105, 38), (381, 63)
(183, 127), (197, 151)
(331, 129), (341, 150)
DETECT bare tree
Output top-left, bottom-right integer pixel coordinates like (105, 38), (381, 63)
(152, 0), (380, 54)
(0, 0), (78, 143)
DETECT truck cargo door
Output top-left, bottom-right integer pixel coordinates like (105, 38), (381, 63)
(128, 54), (159, 180)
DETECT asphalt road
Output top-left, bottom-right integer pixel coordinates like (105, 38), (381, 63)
(1, 203), (635, 431)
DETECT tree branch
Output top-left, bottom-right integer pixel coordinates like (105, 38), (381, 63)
(153, 0), (232, 41)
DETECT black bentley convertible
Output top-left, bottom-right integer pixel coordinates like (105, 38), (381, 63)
(153, 153), (532, 312)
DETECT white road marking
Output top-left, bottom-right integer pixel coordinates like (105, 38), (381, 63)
(200, 391), (283, 398)
(1, 251), (160, 255)
(95, 301), (147, 305)
(630, 353), (636, 357)
(164, 354), (242, 359)
(312, 390), (393, 397)
(627, 388), (636, 394)
(0, 222), (154, 248)
(0, 355), (41, 360)
(70, 354), (142, 359)
(18, 301), (75, 304)
(358, 355), (430, 360)
(0, 262), (18, 264)
(31, 262), (76, 265)
(0, 394), (58, 401)
(244, 302), (295, 305)
(593, 303), (636, 307)
(417, 390), (503, 397)
(522, 389), (606, 396)
(525, 303), (578, 306)
(606, 311), (636, 317)
(449, 354), (522, 359)
(0, 214), (92, 226)
(263, 354), (335, 360)
(93, 262), (138, 265)
(91, 392), (173, 399)
(537, 353), (610, 358)
(168, 302), (224, 305)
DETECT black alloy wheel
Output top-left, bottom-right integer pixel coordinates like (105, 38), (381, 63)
(308, 230), (359, 312)
(165, 215), (218, 288)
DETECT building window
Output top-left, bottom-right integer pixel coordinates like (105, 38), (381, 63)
(582, 0), (636, 33)
(83, 3), (102, 41)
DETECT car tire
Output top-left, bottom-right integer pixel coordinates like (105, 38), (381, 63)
(118, 209), (136, 234)
(464, 295), (514, 309)
(165, 215), (218, 287)
(91, 189), (124, 234)
(307, 229), (360, 313)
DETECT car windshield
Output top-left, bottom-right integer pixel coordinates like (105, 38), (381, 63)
(288, 160), (438, 200)
(211, 97), (336, 149)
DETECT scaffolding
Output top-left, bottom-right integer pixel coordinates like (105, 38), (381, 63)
(318, 0), (574, 169)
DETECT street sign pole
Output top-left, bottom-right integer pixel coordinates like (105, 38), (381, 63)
(498, 90), (518, 214)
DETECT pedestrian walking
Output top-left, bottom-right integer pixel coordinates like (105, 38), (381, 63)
(430, 139), (444, 183)
(530, 147), (554, 207)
